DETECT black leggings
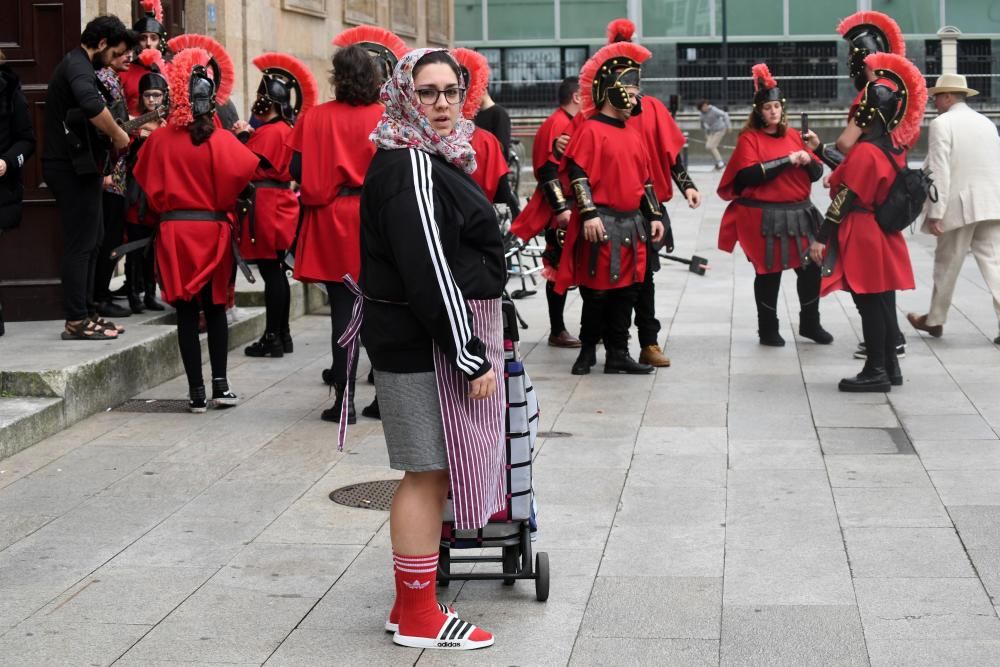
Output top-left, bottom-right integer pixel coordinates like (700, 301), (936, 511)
(124, 222), (156, 296)
(853, 291), (900, 370)
(93, 192), (125, 303)
(325, 281), (359, 387)
(546, 281), (567, 335)
(256, 259), (291, 335)
(753, 264), (822, 319)
(579, 284), (642, 350)
(45, 166), (103, 320)
(174, 282), (228, 389)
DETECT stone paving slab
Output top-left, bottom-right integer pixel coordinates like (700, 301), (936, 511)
(1, 170), (1000, 664)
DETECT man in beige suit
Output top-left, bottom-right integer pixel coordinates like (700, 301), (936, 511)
(907, 74), (1000, 345)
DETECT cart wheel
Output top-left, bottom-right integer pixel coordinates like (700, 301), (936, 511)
(502, 545), (519, 586)
(535, 552), (549, 602)
(438, 546), (450, 587)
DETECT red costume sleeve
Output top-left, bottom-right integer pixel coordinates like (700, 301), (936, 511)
(717, 131), (760, 201)
(470, 128), (509, 202)
(830, 141), (887, 205)
(562, 122), (603, 189)
(246, 121), (294, 180)
(635, 96), (685, 201)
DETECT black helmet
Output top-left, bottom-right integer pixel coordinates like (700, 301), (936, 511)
(189, 65), (216, 119)
(252, 73), (296, 120)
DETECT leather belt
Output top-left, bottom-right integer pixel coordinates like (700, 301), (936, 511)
(161, 209), (229, 222)
(252, 179), (291, 189)
(736, 198), (821, 271)
(588, 207), (646, 282)
(338, 186), (362, 196)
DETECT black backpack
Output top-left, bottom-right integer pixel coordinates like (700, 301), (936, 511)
(873, 143), (937, 234)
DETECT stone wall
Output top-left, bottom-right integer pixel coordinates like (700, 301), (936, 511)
(81, 0), (454, 116)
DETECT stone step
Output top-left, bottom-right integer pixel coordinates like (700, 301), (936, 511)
(0, 397), (64, 460)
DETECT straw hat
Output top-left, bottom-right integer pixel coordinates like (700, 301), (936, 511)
(927, 73), (979, 97)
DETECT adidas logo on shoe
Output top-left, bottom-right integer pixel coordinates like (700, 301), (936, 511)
(403, 579), (430, 590)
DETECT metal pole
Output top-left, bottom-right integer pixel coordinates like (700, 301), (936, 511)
(721, 0), (728, 110)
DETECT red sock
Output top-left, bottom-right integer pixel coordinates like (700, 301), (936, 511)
(394, 552), (447, 637)
(389, 566), (402, 624)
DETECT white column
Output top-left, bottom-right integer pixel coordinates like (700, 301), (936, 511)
(938, 26), (961, 75)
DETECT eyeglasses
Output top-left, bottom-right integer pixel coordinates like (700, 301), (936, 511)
(415, 87), (465, 106)
(142, 91), (164, 99)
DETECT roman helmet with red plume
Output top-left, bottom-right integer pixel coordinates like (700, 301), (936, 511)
(333, 25), (408, 82)
(452, 48), (489, 120)
(251, 52), (320, 123)
(606, 18), (636, 44)
(750, 62), (785, 124)
(838, 11), (906, 91)
(137, 48), (170, 112)
(133, 0), (166, 47)
(167, 34), (235, 107)
(854, 52), (927, 147)
(579, 41), (651, 118)
(166, 47), (216, 127)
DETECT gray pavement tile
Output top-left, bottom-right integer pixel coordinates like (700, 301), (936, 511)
(532, 466), (627, 507)
(121, 624), (289, 664)
(552, 411), (641, 439)
(533, 436), (635, 470)
(951, 506), (1000, 550)
(914, 440), (1000, 471)
(812, 402), (900, 429)
(614, 485), (726, 528)
(967, 549), (1000, 606)
(36, 565), (216, 626)
(825, 455), (933, 488)
(728, 439), (824, 471)
(866, 639), (1000, 667)
(627, 452), (727, 488)
(818, 427), (913, 455)
(0, 512), (55, 551)
(0, 619), (151, 666)
(298, 546), (399, 632)
(265, 628), (413, 666)
(928, 469), (1000, 506)
(889, 391), (980, 417)
(214, 543), (362, 598)
(254, 495), (389, 546)
(844, 528), (975, 578)
(529, 502), (617, 549)
(833, 487), (953, 528)
(579, 576), (722, 639)
(642, 402), (729, 428)
(111, 514), (269, 568)
(722, 546), (855, 606)
(720, 605), (868, 667)
(726, 410), (816, 441)
(855, 578), (1000, 640)
(634, 426), (727, 456)
(570, 638), (718, 666)
(600, 524), (725, 578)
(901, 414), (998, 441)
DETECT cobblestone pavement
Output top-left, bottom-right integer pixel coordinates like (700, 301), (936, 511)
(2, 171), (1000, 666)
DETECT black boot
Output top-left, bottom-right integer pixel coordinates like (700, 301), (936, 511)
(188, 384), (207, 413)
(886, 355), (903, 387)
(799, 310), (833, 344)
(604, 348), (655, 375)
(322, 381), (356, 424)
(244, 332), (285, 358)
(211, 378), (239, 407)
(361, 396), (381, 420)
(571, 344), (597, 375)
(280, 331), (293, 353)
(838, 364), (891, 393)
(758, 311), (785, 347)
(144, 290), (166, 311)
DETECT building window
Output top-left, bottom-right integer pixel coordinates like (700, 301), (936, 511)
(456, 0), (484, 41)
(788, 0), (857, 36)
(725, 0), (783, 37)
(559, 0), (627, 40)
(925, 39), (992, 98)
(871, 0), (940, 35)
(946, 0), (1000, 34)
(486, 0), (555, 40)
(484, 46), (589, 107)
(643, 0), (714, 38)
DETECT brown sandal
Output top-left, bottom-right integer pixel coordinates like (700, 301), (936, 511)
(93, 317), (125, 335)
(61, 319), (118, 341)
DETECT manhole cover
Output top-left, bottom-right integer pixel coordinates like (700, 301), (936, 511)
(113, 399), (192, 413)
(330, 480), (399, 511)
(538, 431), (572, 438)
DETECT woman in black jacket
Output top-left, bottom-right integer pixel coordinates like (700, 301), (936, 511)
(0, 50), (37, 335)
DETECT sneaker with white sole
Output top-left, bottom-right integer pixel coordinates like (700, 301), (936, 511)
(393, 615), (494, 650)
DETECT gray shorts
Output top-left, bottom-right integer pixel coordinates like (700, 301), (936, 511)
(374, 370), (449, 472)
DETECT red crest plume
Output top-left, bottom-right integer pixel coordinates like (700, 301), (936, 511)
(579, 42), (651, 118)
(751, 63), (777, 91)
(837, 11), (906, 57)
(138, 48), (166, 73)
(141, 0), (164, 24)
(864, 52), (927, 147)
(333, 25), (408, 59)
(253, 52), (321, 115)
(452, 48), (490, 120)
(606, 18), (636, 44)
(166, 47), (210, 128)
(167, 34), (235, 105)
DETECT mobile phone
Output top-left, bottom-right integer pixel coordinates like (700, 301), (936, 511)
(801, 113), (809, 137)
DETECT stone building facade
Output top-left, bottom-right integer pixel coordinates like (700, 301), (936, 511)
(83, 0), (453, 115)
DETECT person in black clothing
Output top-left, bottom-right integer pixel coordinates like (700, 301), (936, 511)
(0, 49), (37, 336)
(474, 88), (512, 158)
(43, 16), (136, 341)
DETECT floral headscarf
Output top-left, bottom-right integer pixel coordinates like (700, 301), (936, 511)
(370, 48), (477, 174)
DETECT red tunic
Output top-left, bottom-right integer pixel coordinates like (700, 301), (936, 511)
(510, 107), (574, 241)
(288, 101), (382, 283)
(629, 95), (685, 203)
(119, 63), (150, 117)
(717, 129), (820, 274)
(239, 120), (298, 260)
(470, 127), (509, 202)
(133, 125), (259, 304)
(821, 139), (914, 296)
(555, 115), (651, 293)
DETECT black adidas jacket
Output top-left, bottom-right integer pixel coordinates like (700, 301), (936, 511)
(360, 147), (505, 379)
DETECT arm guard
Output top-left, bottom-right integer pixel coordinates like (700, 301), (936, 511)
(734, 156), (793, 189)
(670, 162), (697, 194)
(641, 182), (664, 221)
(540, 179), (569, 214)
(817, 184), (857, 243)
(568, 159), (598, 221)
(805, 159), (823, 182)
(815, 142), (844, 171)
